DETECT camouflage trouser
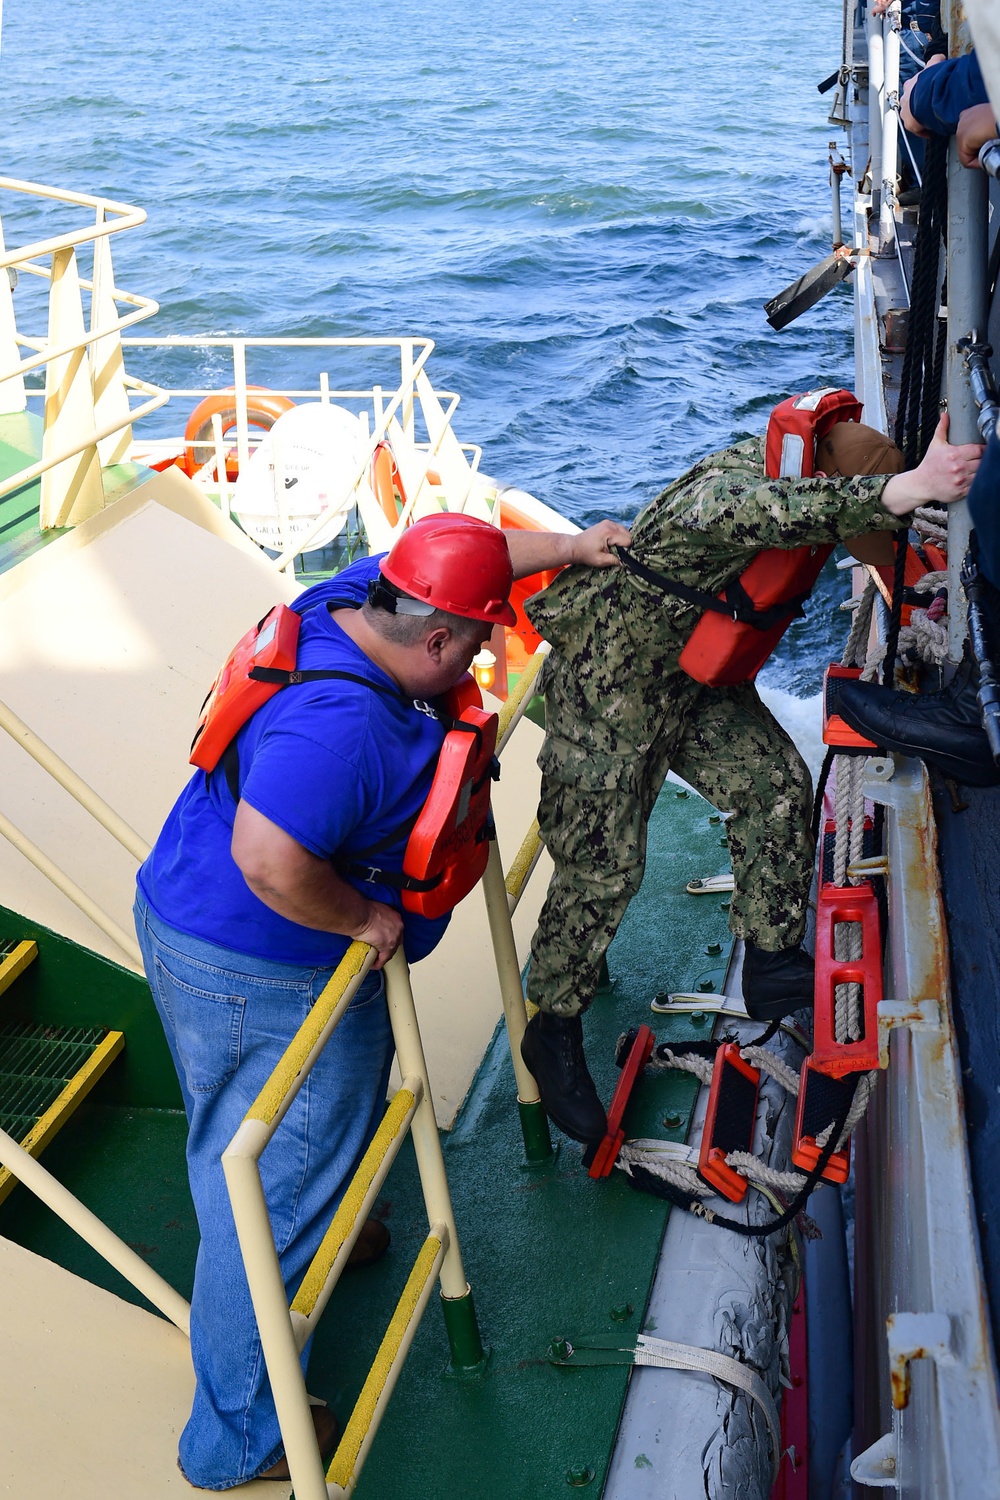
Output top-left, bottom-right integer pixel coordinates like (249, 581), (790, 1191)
(527, 662), (815, 1017)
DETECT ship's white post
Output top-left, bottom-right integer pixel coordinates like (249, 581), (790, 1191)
(40, 245), (105, 527)
(400, 338), (415, 440)
(89, 211), (133, 466)
(867, 4), (885, 237)
(0, 211), (26, 415)
(232, 339), (251, 477)
(945, 10), (990, 660)
(878, 1), (901, 252)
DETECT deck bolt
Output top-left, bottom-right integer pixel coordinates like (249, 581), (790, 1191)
(691, 1011), (706, 1025)
(719, 835), (728, 846)
(720, 900), (731, 912)
(675, 789), (689, 799)
(566, 1463), (595, 1487)
(706, 942), (722, 955)
(663, 1111), (683, 1129)
(548, 1336), (571, 1361)
(708, 814), (722, 824)
(654, 991), (669, 1006)
(697, 979), (714, 992)
(609, 1303), (634, 1322)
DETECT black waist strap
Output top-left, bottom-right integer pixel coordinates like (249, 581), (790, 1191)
(613, 546), (811, 632)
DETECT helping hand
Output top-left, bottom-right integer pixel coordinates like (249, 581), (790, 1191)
(354, 900), (404, 969)
(568, 519), (633, 568)
(883, 412), (984, 516)
(957, 104), (1000, 170)
(914, 412), (984, 504)
(900, 76), (928, 138)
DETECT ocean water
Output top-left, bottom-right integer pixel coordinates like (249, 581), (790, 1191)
(0, 0), (855, 696)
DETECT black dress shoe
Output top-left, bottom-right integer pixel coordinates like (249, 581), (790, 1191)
(520, 1011), (608, 1144)
(742, 942), (814, 1021)
(836, 655), (1000, 787)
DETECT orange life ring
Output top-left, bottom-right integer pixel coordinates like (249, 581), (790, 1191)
(182, 387), (296, 479)
(370, 440), (408, 525)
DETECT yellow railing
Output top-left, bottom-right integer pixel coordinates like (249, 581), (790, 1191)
(221, 943), (484, 1500)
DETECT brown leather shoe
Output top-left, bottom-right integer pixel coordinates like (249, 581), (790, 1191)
(260, 1403), (339, 1480)
(345, 1217), (390, 1270)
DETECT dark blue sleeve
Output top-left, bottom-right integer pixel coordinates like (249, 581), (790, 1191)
(968, 432), (1000, 588)
(909, 52), (988, 135)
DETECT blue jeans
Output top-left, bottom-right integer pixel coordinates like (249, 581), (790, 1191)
(134, 894), (392, 1490)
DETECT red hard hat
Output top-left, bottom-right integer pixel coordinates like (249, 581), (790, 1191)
(380, 515), (517, 627)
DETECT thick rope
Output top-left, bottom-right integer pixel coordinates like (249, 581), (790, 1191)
(725, 1152), (808, 1193)
(739, 1045), (802, 1097)
(842, 578), (877, 668)
(816, 1070), (879, 1148)
(651, 1047), (715, 1087)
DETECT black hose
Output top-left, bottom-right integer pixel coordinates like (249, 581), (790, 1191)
(811, 745), (836, 846)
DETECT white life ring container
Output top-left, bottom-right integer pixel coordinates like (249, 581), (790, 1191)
(232, 403), (374, 553)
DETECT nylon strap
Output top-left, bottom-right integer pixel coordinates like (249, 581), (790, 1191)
(549, 1332), (781, 1481)
(614, 545), (810, 631)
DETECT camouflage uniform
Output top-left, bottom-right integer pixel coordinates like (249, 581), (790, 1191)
(525, 436), (893, 1018)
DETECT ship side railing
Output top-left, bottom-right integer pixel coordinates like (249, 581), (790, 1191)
(0, 176), (167, 527)
(117, 335), (479, 564)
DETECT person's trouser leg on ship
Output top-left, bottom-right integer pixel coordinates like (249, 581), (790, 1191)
(522, 679), (815, 1144)
(668, 683), (816, 1021)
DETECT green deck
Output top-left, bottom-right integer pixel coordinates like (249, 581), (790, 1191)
(0, 785), (733, 1498)
(0, 410), (160, 577)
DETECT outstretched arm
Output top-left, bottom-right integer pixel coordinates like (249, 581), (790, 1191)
(881, 412), (983, 516)
(503, 519), (632, 580)
(232, 801), (403, 968)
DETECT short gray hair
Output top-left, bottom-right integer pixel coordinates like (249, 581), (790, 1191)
(362, 600), (486, 647)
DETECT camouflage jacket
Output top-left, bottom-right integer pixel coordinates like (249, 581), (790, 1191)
(525, 436), (893, 749)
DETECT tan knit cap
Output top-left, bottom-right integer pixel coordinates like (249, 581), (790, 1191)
(817, 421), (905, 477)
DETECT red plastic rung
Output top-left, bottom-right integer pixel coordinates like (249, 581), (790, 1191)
(696, 1042), (761, 1203)
(812, 881), (882, 1075)
(790, 1056), (852, 1183)
(587, 1024), (656, 1179)
(822, 664), (879, 752)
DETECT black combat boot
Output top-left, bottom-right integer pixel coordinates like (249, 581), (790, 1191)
(742, 941), (814, 1021)
(835, 654), (1000, 787)
(520, 1011), (608, 1144)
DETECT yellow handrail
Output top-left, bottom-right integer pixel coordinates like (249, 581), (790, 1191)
(221, 944), (482, 1500)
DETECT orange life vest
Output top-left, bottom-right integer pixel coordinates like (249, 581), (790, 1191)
(618, 388), (863, 688)
(189, 605), (498, 918)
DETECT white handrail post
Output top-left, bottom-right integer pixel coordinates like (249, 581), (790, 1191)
(867, 8), (885, 241)
(89, 211), (133, 466)
(400, 339), (415, 441)
(383, 951), (486, 1371)
(232, 340), (251, 477)
(879, 1), (901, 253)
(0, 210), (26, 415)
(39, 245), (104, 528)
(211, 410), (231, 517)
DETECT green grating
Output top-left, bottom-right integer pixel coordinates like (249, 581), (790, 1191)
(0, 1022), (109, 1138)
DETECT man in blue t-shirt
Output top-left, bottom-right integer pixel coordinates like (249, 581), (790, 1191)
(134, 510), (630, 1489)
